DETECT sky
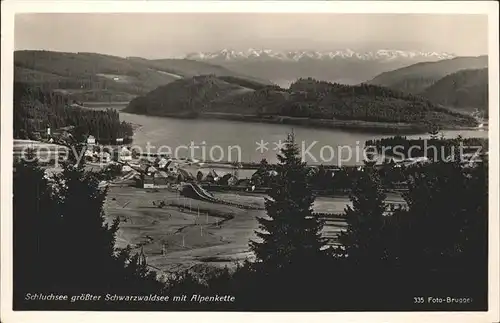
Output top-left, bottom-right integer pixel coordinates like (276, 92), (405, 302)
(14, 13), (489, 58)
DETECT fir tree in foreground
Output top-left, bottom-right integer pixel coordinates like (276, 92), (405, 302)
(336, 166), (389, 265)
(250, 133), (327, 273)
(13, 153), (164, 309)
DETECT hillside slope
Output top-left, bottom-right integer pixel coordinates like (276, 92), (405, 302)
(124, 75), (245, 117)
(14, 82), (133, 143)
(367, 56), (488, 94)
(420, 68), (488, 114)
(14, 50), (270, 102)
(124, 76), (477, 130)
(128, 57), (270, 85)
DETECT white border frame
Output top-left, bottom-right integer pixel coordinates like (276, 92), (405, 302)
(1, 2), (499, 323)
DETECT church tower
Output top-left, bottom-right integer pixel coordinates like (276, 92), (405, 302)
(138, 246), (147, 266)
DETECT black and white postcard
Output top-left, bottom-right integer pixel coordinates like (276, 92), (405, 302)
(1, 1), (499, 323)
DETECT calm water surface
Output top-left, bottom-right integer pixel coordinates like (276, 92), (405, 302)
(120, 112), (488, 165)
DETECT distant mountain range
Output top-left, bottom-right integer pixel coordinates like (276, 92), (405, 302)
(186, 48), (455, 62)
(185, 48), (457, 86)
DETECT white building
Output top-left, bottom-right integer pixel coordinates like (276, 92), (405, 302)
(97, 151), (111, 163)
(87, 135), (96, 145)
(166, 161), (179, 174)
(119, 147), (132, 161)
(158, 158), (169, 169)
(268, 170), (278, 176)
(84, 149), (94, 161)
(121, 165), (133, 172)
(146, 166), (158, 175)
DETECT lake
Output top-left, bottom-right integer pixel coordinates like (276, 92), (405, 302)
(119, 112), (488, 166)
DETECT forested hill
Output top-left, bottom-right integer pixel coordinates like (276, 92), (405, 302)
(367, 56), (488, 94)
(124, 76), (477, 129)
(14, 82), (133, 143)
(123, 75), (251, 117)
(420, 68), (489, 115)
(14, 50), (271, 102)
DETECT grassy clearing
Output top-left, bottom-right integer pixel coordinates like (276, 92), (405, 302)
(104, 186), (353, 274)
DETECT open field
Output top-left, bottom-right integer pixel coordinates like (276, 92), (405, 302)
(103, 186), (362, 276)
(104, 187), (263, 274)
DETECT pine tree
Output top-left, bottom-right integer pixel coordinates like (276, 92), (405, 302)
(336, 166), (388, 265)
(312, 164), (329, 192)
(252, 158), (271, 186)
(399, 156), (483, 270)
(13, 156), (166, 307)
(250, 133), (327, 273)
(459, 152), (488, 278)
(13, 151), (58, 298)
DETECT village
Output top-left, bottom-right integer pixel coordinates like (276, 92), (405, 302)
(15, 126), (482, 196)
(13, 124), (253, 191)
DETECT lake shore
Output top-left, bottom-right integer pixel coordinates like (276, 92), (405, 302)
(121, 109), (480, 135)
(80, 100), (480, 135)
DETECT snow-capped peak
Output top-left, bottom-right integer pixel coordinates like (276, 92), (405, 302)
(185, 49), (456, 62)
